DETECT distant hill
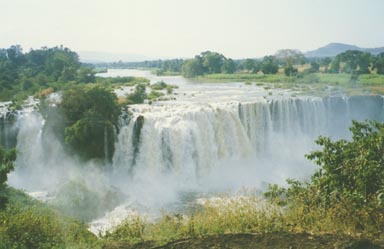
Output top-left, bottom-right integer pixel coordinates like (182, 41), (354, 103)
(78, 51), (151, 63)
(305, 43), (384, 58)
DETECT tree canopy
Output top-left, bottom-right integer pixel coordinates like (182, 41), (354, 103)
(0, 45), (94, 101)
(60, 86), (120, 162)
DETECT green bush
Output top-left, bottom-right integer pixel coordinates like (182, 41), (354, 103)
(126, 83), (147, 104)
(0, 204), (97, 249)
(148, 90), (164, 100)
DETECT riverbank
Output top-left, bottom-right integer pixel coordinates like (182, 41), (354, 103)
(194, 72), (384, 95)
(103, 233), (384, 249)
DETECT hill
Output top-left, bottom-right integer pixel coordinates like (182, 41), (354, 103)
(305, 42), (384, 58)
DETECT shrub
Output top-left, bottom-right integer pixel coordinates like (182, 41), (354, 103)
(0, 204), (97, 249)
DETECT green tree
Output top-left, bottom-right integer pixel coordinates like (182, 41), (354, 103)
(201, 51), (225, 74)
(243, 58), (256, 73)
(284, 65), (298, 76)
(260, 56), (279, 74)
(182, 58), (204, 77)
(0, 146), (16, 208)
(126, 83), (147, 104)
(309, 61), (320, 73)
(61, 86), (120, 162)
(320, 57), (332, 72)
(336, 50), (371, 74)
(329, 57), (341, 73)
(275, 49), (306, 67)
(77, 67), (96, 83)
(306, 120), (384, 205)
(221, 58), (236, 74)
(374, 52), (384, 74)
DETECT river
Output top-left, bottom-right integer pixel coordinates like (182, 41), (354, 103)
(5, 69), (384, 234)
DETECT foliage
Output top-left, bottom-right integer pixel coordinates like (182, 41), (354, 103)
(103, 193), (284, 245)
(148, 90), (164, 100)
(221, 58), (236, 74)
(126, 83), (147, 104)
(60, 86), (120, 161)
(96, 76), (149, 87)
(331, 50), (372, 74)
(96, 59), (184, 75)
(243, 59), (256, 73)
(306, 120), (384, 205)
(0, 146), (16, 209)
(182, 58), (205, 78)
(320, 57), (332, 72)
(182, 51), (237, 77)
(284, 65), (298, 76)
(374, 52), (384, 74)
(0, 201), (97, 248)
(260, 56), (279, 74)
(150, 81), (167, 90)
(103, 121), (384, 247)
(201, 51), (226, 74)
(275, 49), (306, 67)
(309, 61), (320, 73)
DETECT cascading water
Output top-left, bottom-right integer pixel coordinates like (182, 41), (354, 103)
(112, 95), (384, 188)
(2, 69), (384, 234)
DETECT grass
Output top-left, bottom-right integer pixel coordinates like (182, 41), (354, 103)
(2, 186), (383, 248)
(101, 191), (384, 247)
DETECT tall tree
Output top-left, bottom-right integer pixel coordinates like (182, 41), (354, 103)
(61, 86), (120, 161)
(243, 58), (256, 73)
(221, 58), (236, 74)
(260, 56), (279, 74)
(182, 58), (204, 77)
(275, 49), (306, 67)
(374, 52), (384, 74)
(201, 51), (226, 74)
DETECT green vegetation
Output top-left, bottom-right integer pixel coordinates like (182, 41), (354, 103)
(125, 81), (177, 104)
(0, 147), (16, 208)
(148, 90), (164, 101)
(100, 120), (384, 247)
(0, 45), (84, 102)
(2, 44), (384, 248)
(305, 120), (384, 207)
(0, 146), (97, 248)
(60, 86), (121, 162)
(126, 83), (147, 104)
(0, 45), (149, 106)
(182, 51), (236, 77)
(1, 202), (97, 249)
(96, 59), (184, 76)
(96, 76), (149, 87)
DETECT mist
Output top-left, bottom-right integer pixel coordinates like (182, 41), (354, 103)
(5, 82), (383, 234)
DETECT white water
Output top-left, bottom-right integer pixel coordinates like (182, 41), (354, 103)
(5, 69), (384, 234)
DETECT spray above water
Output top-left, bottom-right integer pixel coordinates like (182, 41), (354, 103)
(2, 69), (384, 234)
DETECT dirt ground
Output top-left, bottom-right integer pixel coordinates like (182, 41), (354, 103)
(103, 232), (383, 249)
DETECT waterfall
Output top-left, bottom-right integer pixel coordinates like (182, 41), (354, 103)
(112, 95), (384, 187)
(1, 95), (382, 195)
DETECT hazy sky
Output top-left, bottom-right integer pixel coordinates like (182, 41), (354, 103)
(1, 0), (384, 59)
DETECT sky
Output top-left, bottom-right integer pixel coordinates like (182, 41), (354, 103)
(1, 0), (384, 59)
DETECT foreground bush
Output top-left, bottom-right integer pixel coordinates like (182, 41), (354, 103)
(0, 190), (97, 249)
